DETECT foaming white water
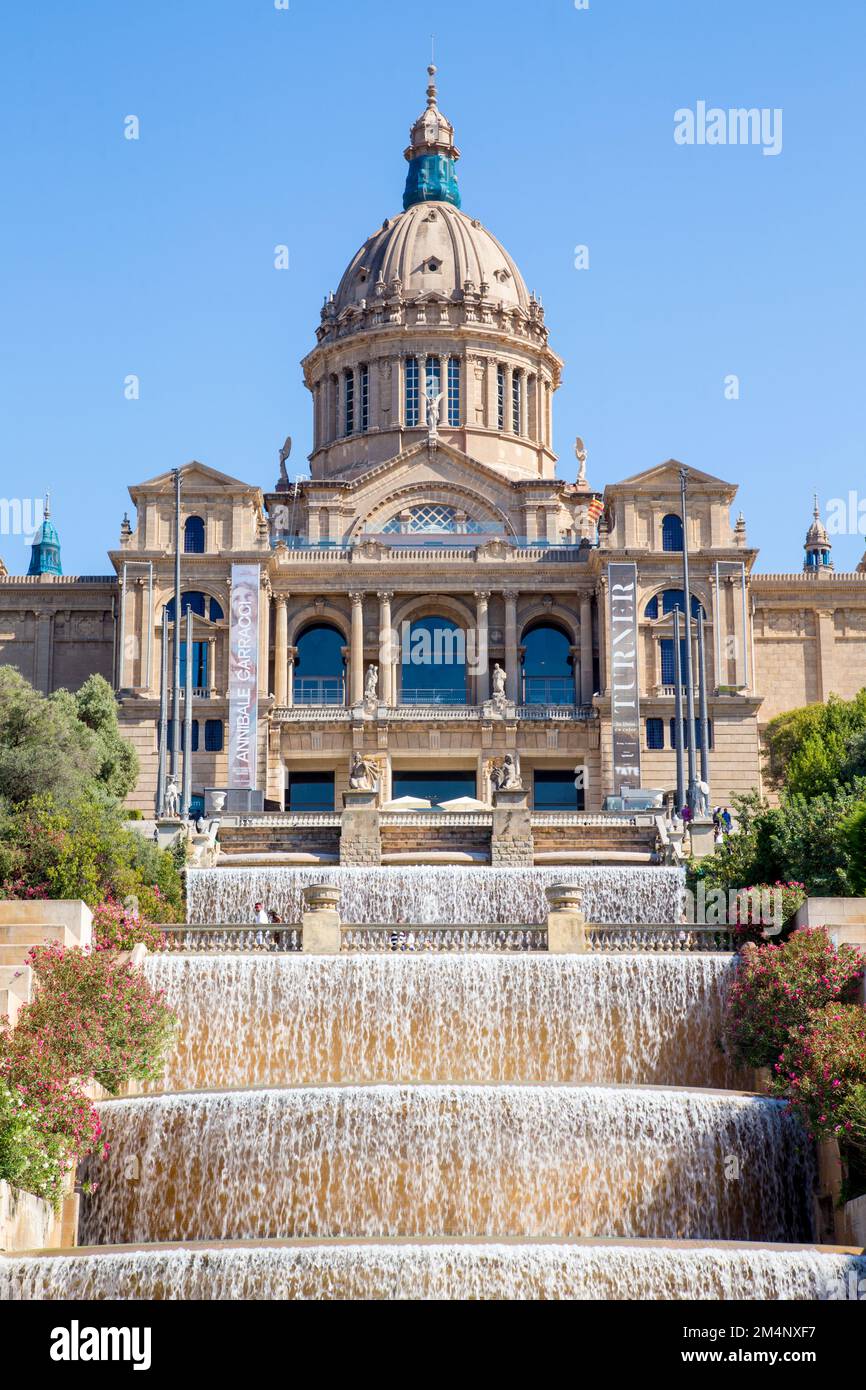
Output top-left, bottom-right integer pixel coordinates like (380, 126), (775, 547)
(142, 954), (739, 1092)
(2, 1243), (860, 1302)
(79, 1086), (814, 1247)
(186, 865), (684, 926)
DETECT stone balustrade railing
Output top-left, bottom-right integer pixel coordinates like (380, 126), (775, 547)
(585, 925), (737, 953)
(164, 886), (737, 956)
(234, 813), (343, 828)
(161, 925), (302, 953)
(341, 926), (547, 953)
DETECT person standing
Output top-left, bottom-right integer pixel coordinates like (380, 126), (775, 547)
(254, 901), (269, 924)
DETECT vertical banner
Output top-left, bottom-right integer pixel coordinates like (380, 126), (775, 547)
(608, 562), (642, 793)
(228, 564), (260, 790)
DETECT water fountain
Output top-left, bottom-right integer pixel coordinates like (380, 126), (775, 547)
(186, 864), (684, 927)
(3, 864), (864, 1301)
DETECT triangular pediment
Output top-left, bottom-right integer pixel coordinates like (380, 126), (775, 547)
(326, 437), (533, 495)
(607, 458), (737, 496)
(129, 460), (261, 500)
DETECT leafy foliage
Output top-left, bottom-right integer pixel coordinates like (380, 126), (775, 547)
(721, 928), (864, 1070)
(771, 1005), (866, 1143)
(0, 792), (183, 921)
(764, 690), (866, 797)
(0, 669), (138, 805)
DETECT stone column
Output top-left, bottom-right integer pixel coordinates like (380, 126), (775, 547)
(474, 590), (490, 702)
(503, 589), (519, 702)
(814, 607), (836, 702)
(274, 595), (288, 705)
(377, 590), (394, 705)
(350, 592), (365, 704)
(207, 636), (217, 697)
(596, 582), (608, 696)
(580, 593), (594, 705)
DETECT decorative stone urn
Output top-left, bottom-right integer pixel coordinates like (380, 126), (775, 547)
(544, 883), (583, 913)
(544, 882), (587, 953)
(211, 791), (227, 815)
(301, 883), (341, 913)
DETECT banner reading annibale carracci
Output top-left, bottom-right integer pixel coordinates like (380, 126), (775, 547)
(227, 564), (260, 790)
(608, 562), (641, 794)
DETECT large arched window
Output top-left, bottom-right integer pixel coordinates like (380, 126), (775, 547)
(382, 505), (484, 535)
(521, 623), (574, 705)
(294, 624), (346, 705)
(644, 589), (704, 621)
(165, 591), (224, 623)
(400, 616), (467, 705)
(183, 516), (205, 553)
(405, 357), (419, 426)
(661, 514), (683, 552)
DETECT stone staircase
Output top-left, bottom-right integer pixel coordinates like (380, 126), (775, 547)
(533, 820), (658, 865)
(217, 823), (340, 866)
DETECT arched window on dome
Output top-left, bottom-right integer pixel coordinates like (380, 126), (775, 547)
(343, 370), (354, 436)
(359, 365), (369, 433)
(425, 356), (441, 419)
(405, 357), (419, 426)
(183, 516), (205, 554)
(512, 370), (522, 434)
(447, 357), (460, 426)
(497, 366), (505, 430)
(662, 513), (683, 552)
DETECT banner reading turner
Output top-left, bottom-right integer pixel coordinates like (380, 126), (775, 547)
(608, 562), (642, 795)
(227, 563), (260, 790)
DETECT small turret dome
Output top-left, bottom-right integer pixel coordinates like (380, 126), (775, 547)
(803, 494), (833, 572)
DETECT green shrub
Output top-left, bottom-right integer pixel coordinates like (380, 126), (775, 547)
(771, 1005), (866, 1143)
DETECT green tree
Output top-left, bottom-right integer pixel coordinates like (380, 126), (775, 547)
(73, 674), (138, 798)
(764, 690), (866, 796)
(841, 802), (866, 895)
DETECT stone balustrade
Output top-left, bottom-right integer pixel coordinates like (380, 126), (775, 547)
(341, 926), (547, 953)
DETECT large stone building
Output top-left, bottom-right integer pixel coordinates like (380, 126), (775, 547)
(2, 69), (865, 824)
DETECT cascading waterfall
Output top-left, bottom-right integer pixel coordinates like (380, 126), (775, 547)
(1, 858), (842, 1304)
(78, 1086), (815, 1247)
(186, 865), (684, 926)
(3, 1243), (863, 1302)
(142, 954), (740, 1092)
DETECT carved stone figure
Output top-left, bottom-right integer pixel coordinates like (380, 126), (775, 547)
(574, 435), (588, 484)
(491, 751), (522, 792)
(364, 663), (378, 703)
(276, 435), (292, 492)
(424, 387), (444, 442)
(163, 776), (180, 819)
(491, 663), (507, 698)
(348, 751), (379, 792)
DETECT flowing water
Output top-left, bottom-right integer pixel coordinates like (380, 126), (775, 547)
(78, 1085), (814, 1247)
(186, 865), (684, 926)
(3, 1243), (863, 1302)
(142, 953), (739, 1092)
(1, 864), (839, 1302)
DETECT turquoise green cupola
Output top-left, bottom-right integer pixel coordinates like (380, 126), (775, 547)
(28, 492), (62, 576)
(403, 65), (461, 211)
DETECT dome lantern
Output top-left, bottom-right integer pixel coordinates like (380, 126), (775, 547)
(403, 65), (461, 211)
(803, 493), (833, 572)
(27, 491), (62, 577)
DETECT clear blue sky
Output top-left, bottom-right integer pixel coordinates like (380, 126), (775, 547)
(1, 0), (864, 574)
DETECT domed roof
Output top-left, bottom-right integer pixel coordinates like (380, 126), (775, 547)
(805, 494), (830, 548)
(333, 200), (531, 315)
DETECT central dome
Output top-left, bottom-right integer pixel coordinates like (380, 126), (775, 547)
(333, 200), (530, 316)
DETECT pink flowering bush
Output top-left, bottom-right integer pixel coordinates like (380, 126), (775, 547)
(722, 928), (864, 1069)
(771, 1005), (866, 1143)
(91, 899), (166, 954)
(7, 941), (177, 1095)
(731, 881), (807, 943)
(0, 1028), (105, 1208)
